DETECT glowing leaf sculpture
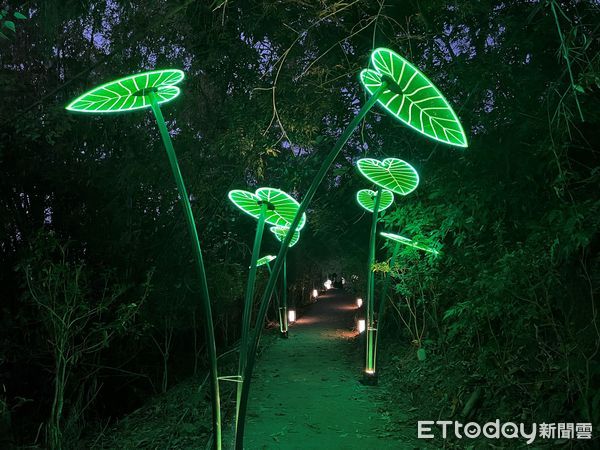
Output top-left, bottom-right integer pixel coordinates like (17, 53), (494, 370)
(66, 69), (184, 113)
(256, 255), (276, 267)
(357, 158), (419, 195)
(356, 189), (394, 213)
(228, 188), (307, 230)
(360, 48), (468, 147)
(66, 69), (223, 449)
(270, 226), (300, 248)
(380, 231), (439, 255)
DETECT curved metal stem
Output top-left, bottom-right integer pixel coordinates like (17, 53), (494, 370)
(234, 82), (388, 449)
(365, 187), (382, 375)
(149, 94), (221, 449)
(281, 255), (288, 334)
(235, 203), (267, 427)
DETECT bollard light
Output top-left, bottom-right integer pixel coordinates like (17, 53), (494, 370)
(312, 289), (318, 298)
(356, 298), (363, 308)
(288, 309), (296, 323)
(324, 279), (332, 290)
(358, 319), (366, 333)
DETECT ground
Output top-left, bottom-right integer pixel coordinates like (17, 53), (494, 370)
(239, 289), (421, 449)
(84, 289), (427, 449)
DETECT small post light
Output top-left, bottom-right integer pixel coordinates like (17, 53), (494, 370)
(288, 309), (296, 323)
(356, 298), (363, 308)
(358, 319), (366, 333)
(324, 279), (332, 290)
(312, 289), (318, 298)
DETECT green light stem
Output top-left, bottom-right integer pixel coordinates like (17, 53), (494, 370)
(282, 255), (288, 334)
(234, 82), (388, 449)
(267, 264), (284, 333)
(365, 187), (382, 375)
(148, 93), (221, 450)
(373, 240), (401, 373)
(235, 202), (267, 428)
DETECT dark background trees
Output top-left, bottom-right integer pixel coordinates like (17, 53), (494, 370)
(0, 0), (598, 447)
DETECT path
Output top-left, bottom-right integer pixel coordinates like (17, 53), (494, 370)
(243, 289), (404, 449)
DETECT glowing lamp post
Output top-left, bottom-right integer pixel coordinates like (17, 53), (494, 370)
(356, 298), (363, 308)
(356, 158), (419, 382)
(234, 47), (467, 448)
(66, 70), (223, 449)
(288, 309), (296, 323)
(270, 225), (301, 338)
(358, 319), (366, 334)
(324, 279), (332, 290)
(312, 289), (318, 298)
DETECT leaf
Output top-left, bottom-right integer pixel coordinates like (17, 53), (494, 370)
(380, 232), (439, 255)
(14, 12), (27, 20)
(228, 188), (306, 230)
(573, 84), (585, 93)
(356, 158), (419, 195)
(66, 69), (184, 113)
(270, 226), (300, 247)
(3, 20), (15, 32)
(256, 255), (276, 267)
(360, 48), (468, 148)
(417, 348), (427, 361)
(356, 189), (394, 213)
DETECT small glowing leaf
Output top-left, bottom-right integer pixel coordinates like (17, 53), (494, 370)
(14, 12), (27, 20)
(357, 158), (419, 195)
(3, 20), (15, 32)
(256, 255), (276, 267)
(66, 69), (184, 113)
(270, 226), (300, 248)
(356, 189), (394, 213)
(359, 48), (468, 148)
(417, 348), (427, 361)
(228, 188), (306, 230)
(380, 231), (439, 255)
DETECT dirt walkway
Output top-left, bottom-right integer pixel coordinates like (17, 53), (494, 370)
(242, 289), (407, 449)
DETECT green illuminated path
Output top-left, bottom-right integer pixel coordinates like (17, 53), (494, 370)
(242, 290), (411, 449)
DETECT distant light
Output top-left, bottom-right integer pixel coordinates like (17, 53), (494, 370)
(312, 289), (318, 298)
(324, 279), (332, 290)
(356, 298), (363, 308)
(288, 309), (296, 323)
(341, 277), (346, 285)
(358, 319), (366, 333)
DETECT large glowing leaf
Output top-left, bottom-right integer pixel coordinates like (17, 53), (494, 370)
(380, 232), (439, 255)
(228, 188), (306, 230)
(270, 226), (300, 248)
(356, 158), (419, 195)
(66, 69), (184, 113)
(360, 48), (467, 148)
(256, 255), (276, 267)
(356, 189), (394, 213)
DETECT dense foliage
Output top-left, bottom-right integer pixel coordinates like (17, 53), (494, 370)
(1, 0), (598, 447)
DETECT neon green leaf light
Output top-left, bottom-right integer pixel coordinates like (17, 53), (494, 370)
(380, 231), (439, 255)
(360, 48), (467, 148)
(66, 69), (184, 113)
(356, 189), (394, 213)
(228, 188), (307, 230)
(256, 255), (276, 267)
(270, 226), (300, 248)
(356, 158), (419, 195)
